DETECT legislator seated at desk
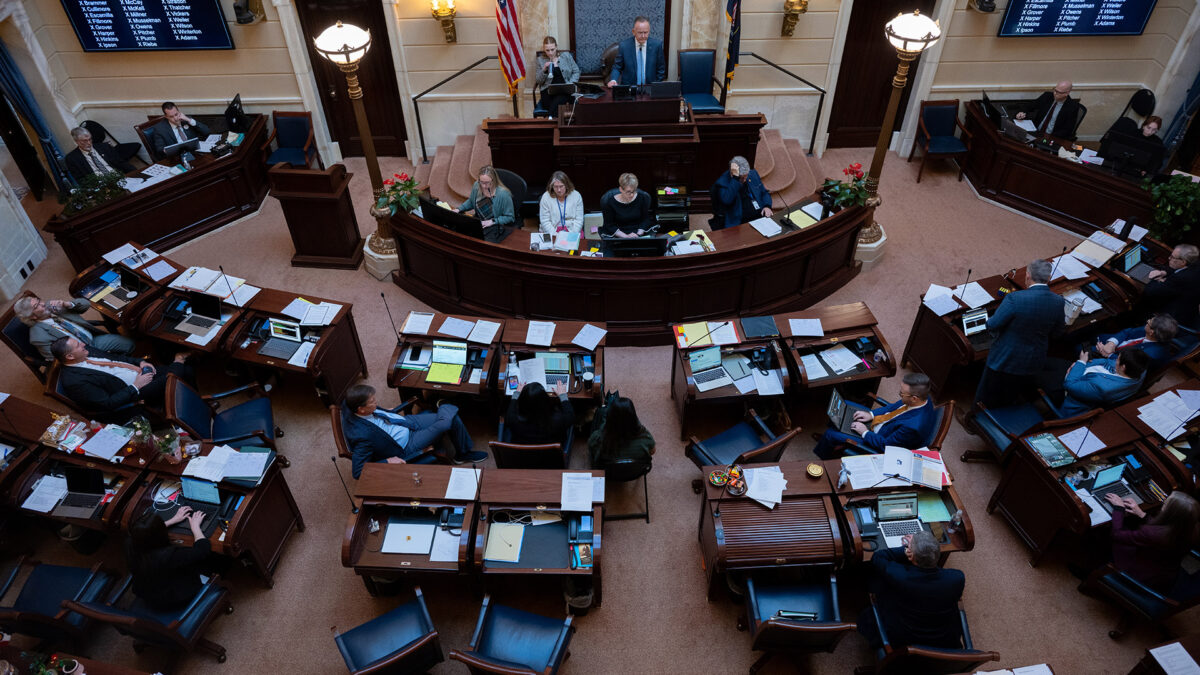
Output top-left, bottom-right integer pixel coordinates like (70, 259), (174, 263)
(66, 126), (134, 182)
(1140, 244), (1200, 329)
(148, 102), (211, 159)
(601, 173), (652, 238)
(454, 166), (514, 243)
(505, 382), (574, 446)
(813, 373), (936, 459)
(711, 155), (773, 230)
(589, 394), (655, 467)
(606, 16), (666, 87)
(858, 531), (966, 650)
(13, 293), (134, 360)
(51, 336), (194, 420)
(1045, 350), (1149, 419)
(538, 171), (584, 235)
(1015, 80), (1082, 140)
(1094, 314), (1177, 371)
(127, 509), (214, 611)
(1100, 491), (1200, 593)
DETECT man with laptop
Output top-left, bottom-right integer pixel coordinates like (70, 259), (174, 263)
(149, 101), (211, 158)
(343, 384), (486, 479)
(50, 336), (193, 420)
(858, 530), (966, 650)
(14, 292), (135, 360)
(812, 373), (936, 460)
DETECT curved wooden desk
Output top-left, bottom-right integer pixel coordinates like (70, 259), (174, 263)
(387, 205), (871, 346)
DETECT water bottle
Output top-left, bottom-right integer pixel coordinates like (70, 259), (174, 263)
(946, 509), (963, 535)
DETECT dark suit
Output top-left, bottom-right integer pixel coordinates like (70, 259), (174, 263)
(148, 118), (211, 158)
(1027, 92), (1082, 139)
(977, 284), (1064, 405)
(58, 352), (191, 420)
(1141, 264), (1200, 329)
(711, 170), (772, 229)
(65, 144), (134, 181)
(1096, 327), (1174, 371)
(858, 546), (965, 649)
(1058, 357), (1143, 418)
(342, 403), (471, 478)
(813, 399), (937, 459)
(609, 36), (666, 86)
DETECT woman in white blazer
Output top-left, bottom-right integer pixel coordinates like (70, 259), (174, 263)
(538, 170), (584, 234)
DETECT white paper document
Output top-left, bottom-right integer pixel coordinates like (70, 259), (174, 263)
(382, 522), (436, 554)
(842, 454), (909, 490)
(1050, 253), (1091, 282)
(102, 243), (138, 264)
(22, 475), (68, 513)
(821, 344), (862, 374)
(467, 320), (501, 345)
(1079, 148), (1103, 165)
(197, 133), (222, 152)
(1057, 426), (1106, 458)
(752, 368), (785, 396)
(800, 202), (825, 220)
(1087, 230), (1126, 252)
(1075, 488), (1113, 525)
(517, 358), (547, 389)
(79, 424), (133, 461)
(744, 466), (787, 508)
(1138, 391), (1200, 440)
(184, 318), (224, 346)
(799, 353), (830, 380)
(1108, 218), (1148, 241)
(183, 444), (237, 482)
(1014, 119), (1037, 132)
(525, 320), (556, 346)
(789, 318), (824, 337)
(953, 281), (995, 309)
(924, 283), (954, 300)
(707, 321), (740, 346)
(222, 451), (270, 480)
(1178, 389), (1200, 411)
(225, 284), (261, 308)
(300, 302), (341, 326)
(572, 323), (608, 351)
(560, 472), (594, 512)
(279, 298), (310, 321)
(732, 374), (757, 394)
(144, 260), (176, 282)
(923, 293), (961, 317)
(468, 368), (483, 384)
(1150, 642), (1200, 675)
(402, 311), (435, 335)
(429, 526), (461, 562)
(444, 467), (481, 500)
(593, 476), (606, 503)
(1013, 666), (1056, 675)
(287, 341), (315, 368)
(438, 317), (475, 339)
(1072, 240), (1119, 268)
(749, 216), (782, 237)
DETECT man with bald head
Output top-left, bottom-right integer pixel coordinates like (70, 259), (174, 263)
(1016, 80), (1082, 139)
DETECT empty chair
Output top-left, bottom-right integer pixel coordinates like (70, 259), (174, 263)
(449, 594), (574, 675)
(82, 119), (141, 163)
(678, 49), (724, 114)
(333, 586), (444, 674)
(909, 100), (971, 183)
(164, 374), (289, 467)
(739, 565), (857, 674)
(1122, 88), (1156, 119)
(853, 598), (999, 675)
(686, 409), (799, 471)
(266, 111), (321, 169)
(1078, 548), (1200, 640)
(960, 399), (1099, 463)
(64, 574), (233, 663)
(599, 455), (651, 522)
(0, 557), (114, 647)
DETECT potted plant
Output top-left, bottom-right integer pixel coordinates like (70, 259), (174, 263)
(154, 428), (182, 464)
(57, 171), (128, 217)
(819, 162), (870, 211)
(375, 171), (421, 216)
(1142, 173), (1200, 244)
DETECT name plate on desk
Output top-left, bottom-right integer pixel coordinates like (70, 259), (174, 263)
(619, 137), (643, 144)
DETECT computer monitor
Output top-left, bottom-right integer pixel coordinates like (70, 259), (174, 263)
(162, 136), (200, 158)
(225, 93), (247, 132)
(417, 194), (485, 240)
(602, 236), (670, 258)
(611, 84), (637, 101)
(1100, 130), (1164, 176)
(981, 91), (1005, 129)
(649, 81), (681, 99)
(186, 290), (222, 320)
(1122, 246), (1143, 273)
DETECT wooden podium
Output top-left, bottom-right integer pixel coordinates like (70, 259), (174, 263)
(268, 163), (363, 269)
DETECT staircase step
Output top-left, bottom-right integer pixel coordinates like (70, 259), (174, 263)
(755, 129), (776, 180)
(427, 145), (456, 203)
(469, 126), (493, 179)
(413, 157), (433, 189)
(759, 130), (794, 194)
(447, 135), (476, 198)
(784, 138), (818, 197)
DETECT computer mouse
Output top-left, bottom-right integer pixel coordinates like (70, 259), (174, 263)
(126, 291), (138, 298)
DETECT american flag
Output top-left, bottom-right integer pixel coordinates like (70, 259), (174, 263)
(495, 0), (526, 96)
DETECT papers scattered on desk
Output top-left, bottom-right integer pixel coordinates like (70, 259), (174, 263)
(184, 445), (270, 484)
(102, 244), (139, 264)
(1074, 488), (1112, 525)
(789, 318), (824, 337)
(1150, 641), (1200, 675)
(749, 216), (783, 237)
(517, 357), (547, 390)
(842, 454), (909, 490)
(707, 321), (741, 346)
(1108, 218), (1148, 241)
(525, 321), (556, 346)
(1057, 426), (1107, 458)
(226, 284), (261, 308)
(923, 283), (961, 316)
(121, 248), (158, 268)
(744, 466), (788, 508)
(483, 522), (524, 562)
(821, 344), (862, 375)
(674, 322), (711, 348)
(671, 240), (706, 255)
(143, 164), (174, 178)
(429, 527), (461, 562)
(1079, 148), (1104, 165)
(752, 368), (785, 396)
(144, 260), (177, 282)
(22, 474), (68, 513)
(800, 202), (825, 221)
(560, 472), (595, 512)
(1050, 253), (1091, 281)
(1062, 289), (1102, 316)
(438, 316), (475, 339)
(1088, 230), (1126, 253)
(462, 319), (498, 346)
(952, 282), (994, 309)
(445, 467), (481, 500)
(732, 374), (757, 394)
(287, 341), (314, 368)
(297, 301), (341, 325)
(799, 353), (831, 380)
(197, 134), (222, 153)
(572, 323), (607, 351)
(79, 424), (133, 461)
(402, 311), (435, 335)
(382, 522), (435, 554)
(1071, 239), (1119, 268)
(1138, 390), (1200, 440)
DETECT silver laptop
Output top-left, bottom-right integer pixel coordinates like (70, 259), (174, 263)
(689, 346), (733, 392)
(876, 492), (925, 548)
(51, 466), (107, 519)
(1091, 464), (1139, 513)
(1001, 117), (1033, 143)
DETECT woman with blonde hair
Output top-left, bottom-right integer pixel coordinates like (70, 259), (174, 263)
(538, 170), (583, 234)
(600, 172), (651, 238)
(1104, 490), (1200, 591)
(454, 165), (515, 242)
(535, 36), (579, 118)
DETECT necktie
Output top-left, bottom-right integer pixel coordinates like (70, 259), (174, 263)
(1118, 338), (1144, 350)
(88, 150), (110, 175)
(871, 405), (909, 430)
(174, 124), (187, 142)
(637, 45), (645, 85)
(55, 318), (92, 343)
(1038, 102), (1058, 133)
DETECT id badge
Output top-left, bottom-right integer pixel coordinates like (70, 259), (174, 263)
(750, 199), (760, 211)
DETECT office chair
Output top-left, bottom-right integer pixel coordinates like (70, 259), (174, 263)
(678, 49), (724, 114)
(0, 557), (114, 648)
(81, 120), (142, 163)
(1072, 103), (1088, 139)
(164, 374), (290, 468)
(44, 362), (147, 425)
(840, 395), (952, 457)
(685, 410), (799, 490)
(1106, 116), (1140, 138)
(492, 415), (573, 469)
(494, 167), (528, 219)
(1121, 88), (1156, 119)
(739, 566), (857, 674)
(854, 598), (999, 675)
(332, 401), (441, 466)
(600, 455), (651, 522)
(134, 116), (166, 162)
(449, 594), (574, 675)
(909, 100), (971, 183)
(333, 586), (444, 674)
(961, 399), (1099, 464)
(1, 296), (50, 383)
(600, 42), (620, 84)
(266, 111), (321, 170)
(1078, 549), (1200, 640)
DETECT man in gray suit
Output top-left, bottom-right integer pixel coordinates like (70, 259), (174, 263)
(975, 258), (1064, 406)
(13, 293), (135, 360)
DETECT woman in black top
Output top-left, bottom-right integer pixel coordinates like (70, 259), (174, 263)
(601, 172), (651, 238)
(589, 396), (655, 467)
(1141, 115), (1163, 145)
(505, 381), (573, 445)
(126, 507), (210, 610)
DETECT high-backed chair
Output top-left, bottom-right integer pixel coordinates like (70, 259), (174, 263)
(2, 294), (50, 383)
(495, 167), (528, 218)
(600, 456), (651, 522)
(164, 374), (288, 467)
(1078, 549), (1200, 640)
(333, 586), (444, 674)
(839, 395), (952, 457)
(678, 49), (724, 114)
(685, 409), (799, 474)
(600, 42), (619, 83)
(492, 416), (573, 469)
(1072, 103), (1088, 138)
(64, 574), (233, 663)
(1123, 88), (1156, 119)
(266, 111), (320, 169)
(331, 400), (441, 468)
(44, 362), (146, 424)
(0, 557), (114, 647)
(961, 400), (1100, 464)
(909, 100), (971, 183)
(449, 595), (574, 675)
(135, 116), (166, 162)
(82, 120), (142, 163)
(853, 598), (999, 675)
(739, 566), (857, 674)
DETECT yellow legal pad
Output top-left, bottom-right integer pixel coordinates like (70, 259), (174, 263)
(483, 522), (525, 562)
(426, 362), (464, 385)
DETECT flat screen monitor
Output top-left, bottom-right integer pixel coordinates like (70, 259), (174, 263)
(602, 236), (670, 258)
(59, 0), (235, 52)
(418, 195), (485, 240)
(981, 91), (1005, 129)
(998, 0), (1158, 37)
(163, 137), (200, 158)
(186, 290), (222, 320)
(225, 93), (247, 132)
(1100, 130), (1164, 176)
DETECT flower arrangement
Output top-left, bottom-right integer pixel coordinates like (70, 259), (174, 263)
(376, 171), (420, 215)
(58, 171), (128, 216)
(24, 652), (79, 675)
(820, 162), (870, 209)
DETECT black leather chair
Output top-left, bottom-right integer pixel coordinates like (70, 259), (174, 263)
(492, 416), (573, 469)
(600, 456), (651, 522)
(600, 42), (619, 84)
(909, 100), (971, 183)
(739, 565), (857, 674)
(678, 49), (724, 114)
(1124, 88), (1156, 118)
(685, 409), (799, 472)
(449, 594), (574, 674)
(1073, 103), (1088, 138)
(494, 167), (528, 219)
(333, 586), (444, 674)
(0, 557), (114, 647)
(854, 598), (999, 674)
(1078, 549), (1200, 640)
(64, 574), (233, 663)
(1, 295), (50, 383)
(164, 374), (289, 467)
(81, 120), (141, 163)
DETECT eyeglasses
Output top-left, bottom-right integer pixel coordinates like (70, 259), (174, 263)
(1053, 88), (1071, 95)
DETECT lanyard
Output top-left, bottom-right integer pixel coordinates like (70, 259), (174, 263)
(557, 198), (567, 232)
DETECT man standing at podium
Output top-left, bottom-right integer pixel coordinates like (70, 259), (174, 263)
(607, 16), (666, 88)
(149, 101), (211, 158)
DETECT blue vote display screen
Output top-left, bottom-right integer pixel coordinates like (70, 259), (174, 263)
(998, 0), (1158, 37)
(60, 0), (234, 52)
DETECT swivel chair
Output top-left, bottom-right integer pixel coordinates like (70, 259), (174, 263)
(164, 374), (289, 467)
(0, 557), (114, 648)
(739, 565), (857, 674)
(333, 586), (444, 674)
(854, 597), (999, 674)
(449, 594), (574, 674)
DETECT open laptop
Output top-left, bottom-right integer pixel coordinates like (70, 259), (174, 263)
(175, 291), (223, 336)
(961, 308), (993, 350)
(1121, 245), (1158, 283)
(876, 493), (927, 548)
(1087, 464), (1141, 513)
(51, 466), (107, 519)
(258, 317), (304, 359)
(688, 346), (733, 392)
(102, 268), (144, 309)
(162, 136), (200, 158)
(161, 477), (224, 537)
(1001, 117), (1033, 143)
(537, 352), (571, 388)
(826, 388), (860, 434)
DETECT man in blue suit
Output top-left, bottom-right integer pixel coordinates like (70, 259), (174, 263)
(711, 155), (773, 229)
(813, 373), (937, 459)
(859, 531), (965, 649)
(606, 16), (666, 87)
(974, 259), (1064, 407)
(1056, 349), (1149, 418)
(343, 384), (485, 479)
(1094, 314), (1177, 371)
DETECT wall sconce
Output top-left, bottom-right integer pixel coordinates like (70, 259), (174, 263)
(781, 0), (808, 37)
(232, 0), (265, 24)
(431, 0), (457, 43)
(969, 0), (996, 12)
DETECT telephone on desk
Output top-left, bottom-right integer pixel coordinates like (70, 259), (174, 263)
(569, 514), (594, 568)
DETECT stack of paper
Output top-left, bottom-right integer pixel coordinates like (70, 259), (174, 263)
(1071, 239), (1120, 268)
(799, 353), (831, 380)
(707, 321), (740, 345)
(144, 260), (177, 282)
(560, 472), (594, 512)
(526, 321), (556, 346)
(820, 344), (862, 374)
(749, 216), (782, 237)
(467, 320), (501, 345)
(674, 323), (712, 348)
(1050, 253), (1091, 281)
(438, 317), (475, 339)
(671, 240), (706, 255)
(22, 475), (68, 512)
(789, 318), (824, 337)
(183, 445), (270, 483)
(952, 282), (995, 309)
(79, 425), (133, 461)
(1107, 218), (1148, 241)
(842, 454), (909, 490)
(102, 244), (139, 264)
(401, 311), (435, 334)
(197, 134), (222, 153)
(922, 283), (960, 316)
(744, 466), (787, 508)
(169, 266), (246, 300)
(1138, 390), (1200, 440)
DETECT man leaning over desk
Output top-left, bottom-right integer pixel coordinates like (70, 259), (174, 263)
(812, 373), (936, 460)
(607, 16), (666, 87)
(711, 155), (773, 230)
(149, 101), (211, 158)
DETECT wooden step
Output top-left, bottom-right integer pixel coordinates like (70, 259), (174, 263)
(784, 138), (818, 197)
(447, 135), (476, 198)
(759, 129), (794, 194)
(426, 145), (457, 203)
(754, 129), (776, 180)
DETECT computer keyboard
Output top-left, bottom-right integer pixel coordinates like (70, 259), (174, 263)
(1098, 481), (1134, 500)
(182, 315), (217, 330)
(258, 338), (301, 359)
(694, 368), (729, 384)
(878, 519), (924, 538)
(545, 373), (569, 387)
(61, 492), (102, 508)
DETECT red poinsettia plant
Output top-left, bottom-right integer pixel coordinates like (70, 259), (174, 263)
(376, 171), (420, 215)
(820, 162), (870, 208)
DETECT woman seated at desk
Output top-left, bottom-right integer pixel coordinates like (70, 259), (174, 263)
(126, 508), (212, 610)
(601, 173), (652, 239)
(535, 36), (579, 119)
(1103, 490), (1200, 591)
(506, 381), (573, 445)
(454, 165), (515, 243)
(589, 395), (655, 467)
(538, 171), (584, 235)
(1140, 115), (1164, 146)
